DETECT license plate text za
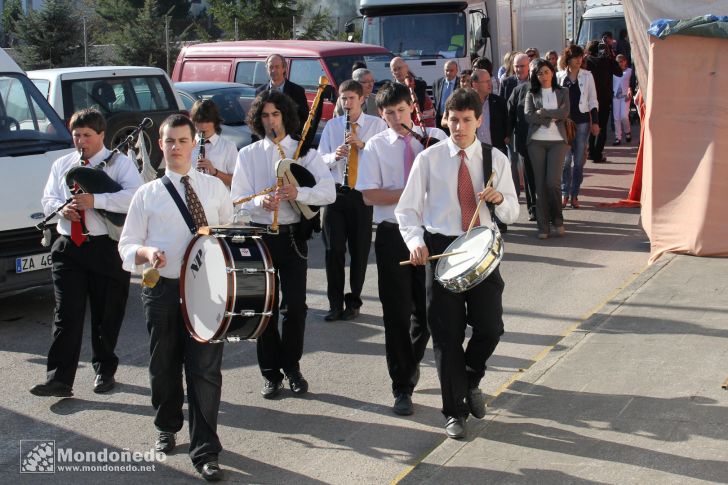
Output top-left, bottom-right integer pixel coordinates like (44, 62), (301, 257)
(16, 253), (52, 273)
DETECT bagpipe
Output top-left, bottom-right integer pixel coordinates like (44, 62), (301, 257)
(36, 118), (154, 242)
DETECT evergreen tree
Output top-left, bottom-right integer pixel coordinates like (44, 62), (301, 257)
(14, 0), (85, 69)
(1, 0), (23, 47)
(206, 0), (297, 40)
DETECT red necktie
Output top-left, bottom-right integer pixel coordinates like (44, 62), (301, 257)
(457, 150), (479, 231)
(70, 159), (89, 246)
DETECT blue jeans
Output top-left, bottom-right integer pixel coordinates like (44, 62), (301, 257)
(562, 122), (590, 198)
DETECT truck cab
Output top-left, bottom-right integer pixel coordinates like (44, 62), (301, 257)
(577, 4), (626, 46)
(0, 50), (74, 294)
(356, 0), (490, 89)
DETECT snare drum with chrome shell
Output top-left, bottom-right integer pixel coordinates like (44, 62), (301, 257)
(434, 226), (503, 293)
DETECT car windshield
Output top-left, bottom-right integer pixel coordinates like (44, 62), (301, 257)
(194, 87), (255, 125)
(323, 53), (394, 86)
(578, 17), (627, 46)
(363, 12), (466, 59)
(0, 73), (70, 148)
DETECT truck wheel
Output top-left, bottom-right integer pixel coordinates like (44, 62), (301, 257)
(105, 115), (161, 170)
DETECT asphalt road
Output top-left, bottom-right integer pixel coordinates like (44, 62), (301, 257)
(0, 142), (648, 484)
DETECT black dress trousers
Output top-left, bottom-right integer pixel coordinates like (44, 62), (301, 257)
(46, 235), (130, 386)
(322, 188), (373, 311)
(375, 222), (430, 396)
(424, 231), (505, 418)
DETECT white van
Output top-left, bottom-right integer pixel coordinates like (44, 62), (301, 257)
(0, 50), (74, 294)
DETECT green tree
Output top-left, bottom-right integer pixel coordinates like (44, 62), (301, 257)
(107, 0), (166, 69)
(297, 3), (335, 41)
(96, 0), (189, 23)
(206, 0), (297, 40)
(1, 0), (23, 47)
(14, 0), (86, 69)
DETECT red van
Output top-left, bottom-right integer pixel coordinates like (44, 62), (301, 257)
(171, 40), (393, 120)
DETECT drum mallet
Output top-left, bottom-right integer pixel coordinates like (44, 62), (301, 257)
(399, 250), (466, 266)
(142, 258), (161, 288)
(466, 171), (495, 238)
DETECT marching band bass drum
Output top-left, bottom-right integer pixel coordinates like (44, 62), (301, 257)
(434, 226), (503, 293)
(181, 226), (275, 342)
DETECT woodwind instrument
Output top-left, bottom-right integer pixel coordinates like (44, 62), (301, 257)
(196, 132), (206, 173)
(400, 123), (437, 149)
(405, 75), (436, 136)
(294, 76), (329, 160)
(270, 129), (287, 233)
(341, 107), (351, 187)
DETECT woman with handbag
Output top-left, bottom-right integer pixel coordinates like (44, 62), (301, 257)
(525, 58), (571, 239)
(556, 45), (599, 209)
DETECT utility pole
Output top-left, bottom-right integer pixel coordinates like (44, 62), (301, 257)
(165, 15), (170, 74)
(82, 16), (88, 66)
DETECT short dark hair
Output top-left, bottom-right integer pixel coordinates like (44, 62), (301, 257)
(445, 88), (482, 119)
(529, 59), (561, 94)
(471, 57), (493, 74)
(69, 108), (106, 134)
(339, 79), (363, 97)
(159, 113), (195, 138)
(375, 82), (411, 110)
(246, 90), (300, 138)
(351, 60), (367, 72)
(563, 44), (584, 64)
(190, 99), (223, 134)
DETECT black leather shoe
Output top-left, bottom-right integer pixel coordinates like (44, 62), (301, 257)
(93, 374), (115, 394)
(445, 416), (466, 439)
(324, 309), (342, 321)
(30, 381), (73, 397)
(341, 307), (360, 320)
(196, 461), (223, 482)
(497, 222), (508, 233)
(528, 207), (537, 221)
(467, 388), (487, 419)
(155, 431), (176, 453)
(261, 378), (283, 399)
(393, 393), (413, 416)
(287, 371), (309, 395)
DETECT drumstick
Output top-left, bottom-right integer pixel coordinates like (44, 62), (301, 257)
(141, 257), (161, 288)
(399, 250), (467, 266)
(466, 171), (496, 238)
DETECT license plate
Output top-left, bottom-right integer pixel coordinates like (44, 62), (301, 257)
(15, 252), (52, 273)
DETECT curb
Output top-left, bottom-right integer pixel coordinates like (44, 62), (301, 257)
(393, 253), (676, 485)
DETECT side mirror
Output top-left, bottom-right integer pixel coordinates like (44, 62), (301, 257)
(481, 18), (489, 39)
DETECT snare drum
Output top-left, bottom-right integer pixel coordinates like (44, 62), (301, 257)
(181, 228), (275, 342)
(434, 226), (503, 293)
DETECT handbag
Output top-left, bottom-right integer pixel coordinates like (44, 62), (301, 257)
(564, 117), (577, 145)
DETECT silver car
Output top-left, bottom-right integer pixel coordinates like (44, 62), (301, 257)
(174, 81), (256, 149)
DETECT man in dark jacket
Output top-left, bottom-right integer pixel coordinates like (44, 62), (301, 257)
(508, 81), (537, 220)
(585, 39), (622, 163)
(256, 54), (310, 132)
(472, 69), (508, 154)
(433, 60), (459, 131)
(390, 56), (432, 116)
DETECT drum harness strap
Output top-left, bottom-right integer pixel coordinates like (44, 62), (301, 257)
(161, 175), (197, 235)
(480, 142), (496, 223)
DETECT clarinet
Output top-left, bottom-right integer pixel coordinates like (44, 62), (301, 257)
(197, 132), (206, 173)
(341, 108), (351, 189)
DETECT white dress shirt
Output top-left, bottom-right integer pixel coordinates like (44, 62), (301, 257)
(318, 112), (387, 185)
(42, 147), (142, 236)
(231, 135), (336, 225)
(355, 127), (446, 224)
(191, 132), (238, 175)
(118, 168), (233, 279)
(395, 137), (519, 251)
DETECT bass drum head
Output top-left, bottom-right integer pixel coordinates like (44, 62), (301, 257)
(181, 235), (230, 342)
